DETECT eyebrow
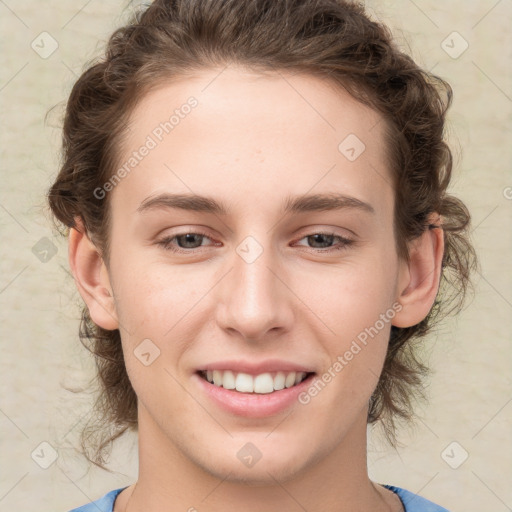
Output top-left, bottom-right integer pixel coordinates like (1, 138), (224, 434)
(136, 192), (375, 216)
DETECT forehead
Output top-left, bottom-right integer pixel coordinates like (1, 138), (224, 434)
(111, 67), (393, 219)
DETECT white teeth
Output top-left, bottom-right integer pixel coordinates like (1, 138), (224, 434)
(274, 371), (286, 391)
(253, 373), (274, 394)
(213, 370), (223, 386)
(222, 370), (236, 390)
(235, 372), (254, 393)
(202, 369), (308, 393)
(285, 372), (296, 388)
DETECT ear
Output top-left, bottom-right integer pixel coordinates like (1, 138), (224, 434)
(68, 217), (119, 330)
(392, 214), (444, 328)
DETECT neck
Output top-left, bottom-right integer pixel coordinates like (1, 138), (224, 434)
(119, 404), (399, 512)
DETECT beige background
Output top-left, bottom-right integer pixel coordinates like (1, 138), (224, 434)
(1, 1), (511, 511)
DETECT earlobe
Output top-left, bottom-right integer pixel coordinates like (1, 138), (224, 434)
(392, 216), (444, 328)
(68, 218), (119, 331)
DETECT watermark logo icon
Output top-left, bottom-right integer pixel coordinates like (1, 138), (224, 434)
(441, 441), (469, 469)
(441, 32), (469, 59)
(31, 32), (59, 59)
(31, 441), (58, 469)
(32, 237), (58, 263)
(236, 236), (264, 264)
(338, 133), (366, 162)
(237, 442), (262, 468)
(134, 338), (161, 366)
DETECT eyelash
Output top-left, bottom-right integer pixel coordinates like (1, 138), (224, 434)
(155, 230), (355, 254)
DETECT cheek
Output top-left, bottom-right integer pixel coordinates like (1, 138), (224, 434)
(110, 254), (203, 336)
(298, 253), (398, 393)
(296, 268), (395, 428)
(301, 254), (398, 337)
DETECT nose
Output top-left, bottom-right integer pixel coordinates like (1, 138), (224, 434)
(215, 237), (295, 342)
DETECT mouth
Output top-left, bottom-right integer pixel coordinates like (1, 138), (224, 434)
(197, 369), (315, 394)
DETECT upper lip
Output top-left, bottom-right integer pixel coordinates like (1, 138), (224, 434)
(197, 359), (316, 375)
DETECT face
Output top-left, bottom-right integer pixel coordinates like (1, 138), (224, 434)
(104, 67), (405, 484)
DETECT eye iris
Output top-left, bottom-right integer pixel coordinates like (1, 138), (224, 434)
(308, 233), (334, 248)
(178, 233), (203, 248)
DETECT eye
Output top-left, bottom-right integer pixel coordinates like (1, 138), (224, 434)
(293, 231), (354, 252)
(156, 230), (354, 254)
(156, 231), (215, 253)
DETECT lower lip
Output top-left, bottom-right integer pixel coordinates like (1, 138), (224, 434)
(193, 372), (316, 418)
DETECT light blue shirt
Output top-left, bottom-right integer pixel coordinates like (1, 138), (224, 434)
(69, 485), (450, 511)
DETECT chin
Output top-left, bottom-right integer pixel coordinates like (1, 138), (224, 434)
(197, 442), (312, 486)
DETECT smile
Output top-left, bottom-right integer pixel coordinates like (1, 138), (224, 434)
(194, 370), (317, 418)
(198, 369), (312, 394)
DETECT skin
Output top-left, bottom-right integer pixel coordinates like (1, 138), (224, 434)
(69, 66), (444, 512)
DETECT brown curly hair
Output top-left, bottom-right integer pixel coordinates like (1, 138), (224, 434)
(47, 0), (476, 469)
